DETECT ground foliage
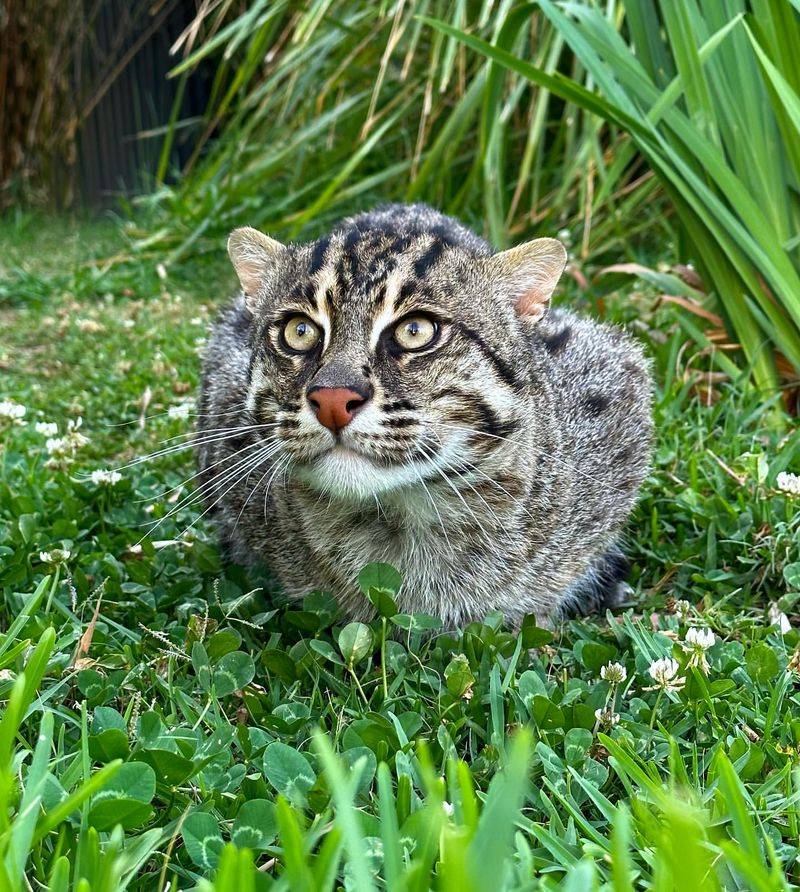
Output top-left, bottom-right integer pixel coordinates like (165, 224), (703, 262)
(1, 215), (800, 890)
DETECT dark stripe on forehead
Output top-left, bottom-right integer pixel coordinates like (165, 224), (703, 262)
(430, 222), (467, 246)
(309, 236), (331, 276)
(413, 239), (445, 279)
(303, 281), (318, 309)
(285, 281), (318, 312)
(367, 254), (386, 277)
(371, 280), (387, 310)
(457, 324), (523, 391)
(363, 250), (391, 285)
(343, 227), (361, 252)
(391, 235), (414, 254)
(335, 254), (352, 291)
(395, 279), (418, 310)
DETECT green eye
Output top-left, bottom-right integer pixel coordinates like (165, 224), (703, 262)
(282, 315), (321, 352)
(393, 315), (438, 351)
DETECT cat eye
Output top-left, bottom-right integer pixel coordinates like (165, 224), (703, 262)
(392, 314), (439, 352)
(281, 315), (321, 353)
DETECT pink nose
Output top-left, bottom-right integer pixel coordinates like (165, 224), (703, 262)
(307, 387), (369, 433)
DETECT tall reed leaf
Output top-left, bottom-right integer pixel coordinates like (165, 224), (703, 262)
(138, 1), (639, 266)
(425, 2), (800, 392)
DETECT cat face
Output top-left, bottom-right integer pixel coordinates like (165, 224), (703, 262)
(228, 223), (566, 500)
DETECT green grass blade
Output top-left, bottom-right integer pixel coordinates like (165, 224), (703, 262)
(376, 762), (402, 888)
(0, 576), (52, 660)
(313, 732), (376, 892)
(466, 728), (531, 885)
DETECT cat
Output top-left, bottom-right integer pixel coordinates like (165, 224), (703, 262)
(195, 203), (652, 628)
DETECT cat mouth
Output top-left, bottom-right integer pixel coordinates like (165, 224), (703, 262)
(294, 438), (430, 499)
(296, 436), (409, 468)
(319, 442), (397, 468)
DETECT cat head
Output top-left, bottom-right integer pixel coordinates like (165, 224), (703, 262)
(227, 218), (566, 500)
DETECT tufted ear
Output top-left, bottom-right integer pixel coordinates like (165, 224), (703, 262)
(227, 227), (286, 308)
(491, 237), (567, 322)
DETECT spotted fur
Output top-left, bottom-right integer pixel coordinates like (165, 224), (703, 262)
(196, 204), (652, 627)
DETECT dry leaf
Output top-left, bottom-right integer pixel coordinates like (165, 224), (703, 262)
(73, 593), (103, 666)
(658, 295), (724, 328)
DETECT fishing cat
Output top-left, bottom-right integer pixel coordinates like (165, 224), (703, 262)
(196, 204), (652, 627)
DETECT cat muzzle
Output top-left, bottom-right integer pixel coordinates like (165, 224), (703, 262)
(306, 385), (371, 433)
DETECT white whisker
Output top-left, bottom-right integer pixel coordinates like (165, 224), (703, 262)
(103, 406), (249, 428)
(158, 443), (282, 545)
(138, 440), (282, 540)
(422, 432), (535, 520)
(416, 440), (494, 544)
(427, 420), (619, 492)
(409, 464), (452, 549)
(111, 428), (272, 472)
(153, 421), (281, 446)
(231, 453), (287, 537)
(136, 434), (281, 503)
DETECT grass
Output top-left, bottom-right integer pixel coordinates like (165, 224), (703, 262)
(1, 210), (800, 889)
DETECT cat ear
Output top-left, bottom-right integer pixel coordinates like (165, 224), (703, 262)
(228, 227), (286, 306)
(492, 238), (567, 322)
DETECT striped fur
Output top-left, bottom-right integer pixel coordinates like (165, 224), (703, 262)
(196, 204), (652, 628)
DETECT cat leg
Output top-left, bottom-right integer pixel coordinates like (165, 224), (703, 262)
(561, 545), (632, 618)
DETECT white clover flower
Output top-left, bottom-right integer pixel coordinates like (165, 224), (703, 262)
(35, 421), (58, 436)
(777, 471), (800, 496)
(684, 627), (715, 649)
(168, 401), (193, 421)
(768, 602), (792, 634)
(594, 707), (620, 727)
(600, 662), (627, 685)
(45, 419), (89, 467)
(645, 657), (685, 693)
(682, 627), (715, 674)
(0, 399), (27, 424)
(39, 548), (71, 564)
(90, 469), (122, 486)
(673, 599), (691, 621)
(58, 418), (88, 448)
(45, 436), (71, 457)
(65, 418), (89, 448)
